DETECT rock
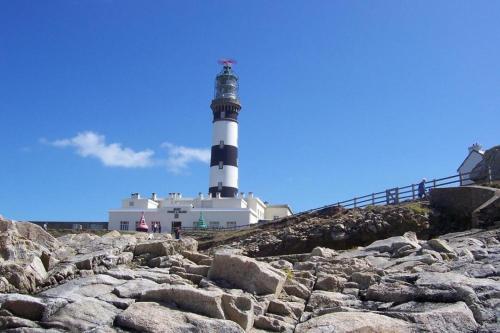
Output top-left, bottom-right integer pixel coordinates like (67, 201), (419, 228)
(134, 241), (174, 257)
(283, 279), (311, 300)
(386, 301), (478, 333)
(267, 299), (304, 320)
(97, 292), (135, 309)
(141, 285), (226, 319)
(0, 316), (41, 329)
(222, 293), (254, 331)
(426, 238), (455, 254)
(113, 278), (160, 299)
(315, 274), (346, 292)
(295, 311), (412, 333)
(43, 298), (120, 331)
(0, 294), (46, 321)
(350, 271), (380, 289)
(208, 253), (286, 296)
(184, 264), (210, 277)
(253, 314), (294, 333)
(269, 260), (293, 271)
(115, 301), (244, 333)
(310, 247), (337, 258)
(365, 235), (420, 254)
(306, 291), (359, 312)
(181, 250), (211, 264)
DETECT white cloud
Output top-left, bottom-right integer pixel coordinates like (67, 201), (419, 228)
(49, 131), (154, 168)
(162, 142), (211, 174)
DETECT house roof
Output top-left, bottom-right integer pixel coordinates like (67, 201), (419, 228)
(457, 149), (484, 172)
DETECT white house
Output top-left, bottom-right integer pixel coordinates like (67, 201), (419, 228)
(458, 143), (485, 185)
(108, 192), (292, 233)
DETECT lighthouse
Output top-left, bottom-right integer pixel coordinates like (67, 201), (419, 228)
(209, 60), (241, 198)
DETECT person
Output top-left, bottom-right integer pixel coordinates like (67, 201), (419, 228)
(152, 222), (157, 233)
(158, 222), (162, 234)
(174, 226), (181, 240)
(43, 223), (48, 231)
(418, 178), (427, 199)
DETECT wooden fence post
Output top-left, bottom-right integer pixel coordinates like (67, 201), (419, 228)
(354, 197), (357, 208)
(371, 193), (375, 205)
(412, 184), (415, 200)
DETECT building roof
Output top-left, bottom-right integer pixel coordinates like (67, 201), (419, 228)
(457, 149), (484, 172)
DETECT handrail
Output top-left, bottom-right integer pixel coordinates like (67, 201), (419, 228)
(181, 172), (473, 233)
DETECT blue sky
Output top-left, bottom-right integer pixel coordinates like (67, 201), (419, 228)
(1, 1), (499, 221)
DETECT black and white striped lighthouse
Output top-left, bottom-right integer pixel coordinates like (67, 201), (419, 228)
(209, 60), (241, 198)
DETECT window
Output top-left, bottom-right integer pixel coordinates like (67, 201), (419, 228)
(221, 111), (225, 118)
(129, 201), (134, 207)
(226, 221), (237, 229)
(209, 221), (220, 228)
(218, 182), (223, 191)
(219, 140), (224, 149)
(120, 221), (129, 231)
(219, 161), (223, 169)
(273, 216), (280, 220)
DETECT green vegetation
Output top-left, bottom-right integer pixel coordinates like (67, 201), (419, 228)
(403, 202), (430, 215)
(282, 267), (294, 280)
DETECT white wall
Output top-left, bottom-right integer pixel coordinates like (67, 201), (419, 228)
(212, 121), (238, 147)
(265, 206), (293, 220)
(121, 198), (158, 209)
(209, 165), (239, 188)
(458, 151), (483, 185)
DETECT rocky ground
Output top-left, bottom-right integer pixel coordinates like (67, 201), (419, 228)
(0, 210), (499, 332)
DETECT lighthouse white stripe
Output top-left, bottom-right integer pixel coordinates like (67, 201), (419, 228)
(212, 121), (238, 147)
(209, 165), (239, 188)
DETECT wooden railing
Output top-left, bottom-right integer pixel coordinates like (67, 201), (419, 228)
(182, 172), (472, 233)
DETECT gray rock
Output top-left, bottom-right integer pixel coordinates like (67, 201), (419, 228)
(221, 293), (254, 332)
(113, 278), (160, 299)
(0, 294), (46, 321)
(141, 284), (226, 319)
(426, 238), (455, 254)
(115, 301), (244, 333)
(310, 247), (337, 258)
(365, 235), (420, 254)
(386, 301), (478, 333)
(43, 298), (120, 331)
(253, 314), (294, 333)
(295, 311), (412, 333)
(208, 253), (286, 296)
(315, 274), (346, 292)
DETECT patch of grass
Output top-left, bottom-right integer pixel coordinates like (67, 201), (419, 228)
(403, 202), (430, 215)
(282, 267), (294, 280)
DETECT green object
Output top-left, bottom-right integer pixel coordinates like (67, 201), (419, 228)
(197, 211), (207, 229)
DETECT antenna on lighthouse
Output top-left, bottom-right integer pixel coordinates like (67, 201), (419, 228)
(218, 58), (237, 67)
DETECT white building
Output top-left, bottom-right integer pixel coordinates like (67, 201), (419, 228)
(108, 192), (292, 233)
(458, 143), (485, 185)
(108, 61), (292, 233)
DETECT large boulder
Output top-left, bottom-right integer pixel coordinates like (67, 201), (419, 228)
(208, 253), (286, 296)
(115, 301), (244, 333)
(0, 294), (46, 321)
(141, 285), (226, 319)
(295, 311), (412, 333)
(385, 301), (478, 333)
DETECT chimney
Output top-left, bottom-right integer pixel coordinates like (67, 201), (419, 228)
(198, 192), (204, 199)
(247, 192), (254, 199)
(216, 192), (221, 199)
(208, 193), (212, 199)
(131, 193), (140, 199)
(151, 192), (157, 201)
(468, 143), (482, 153)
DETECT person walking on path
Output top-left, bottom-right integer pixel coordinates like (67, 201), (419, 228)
(418, 178), (427, 199)
(174, 226), (181, 240)
(158, 222), (162, 234)
(152, 222), (157, 233)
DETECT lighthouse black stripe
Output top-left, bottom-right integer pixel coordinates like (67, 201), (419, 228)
(213, 110), (239, 122)
(210, 145), (238, 167)
(209, 186), (238, 198)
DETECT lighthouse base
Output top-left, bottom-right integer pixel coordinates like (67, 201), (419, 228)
(209, 186), (238, 198)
